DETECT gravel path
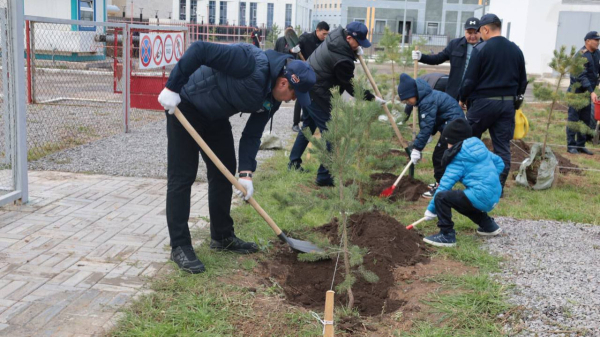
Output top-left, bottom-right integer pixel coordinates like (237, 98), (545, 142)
(29, 105), (297, 181)
(484, 217), (600, 337)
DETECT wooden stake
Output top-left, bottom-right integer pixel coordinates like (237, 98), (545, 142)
(412, 46), (419, 141)
(323, 290), (335, 337)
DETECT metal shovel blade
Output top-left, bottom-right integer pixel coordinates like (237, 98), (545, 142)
(278, 233), (323, 253)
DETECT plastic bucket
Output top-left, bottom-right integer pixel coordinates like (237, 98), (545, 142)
(595, 100), (600, 121)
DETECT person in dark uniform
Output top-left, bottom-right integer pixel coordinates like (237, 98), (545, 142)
(459, 14), (527, 195)
(251, 27), (261, 48)
(289, 21), (330, 132)
(274, 26), (294, 54)
(412, 17), (481, 100)
(157, 42), (316, 274)
(287, 21), (386, 186)
(566, 31), (600, 155)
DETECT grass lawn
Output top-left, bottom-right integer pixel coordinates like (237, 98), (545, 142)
(110, 101), (600, 336)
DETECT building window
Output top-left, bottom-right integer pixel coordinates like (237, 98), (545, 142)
(179, 0), (186, 20)
(79, 0), (95, 31)
(250, 2), (257, 27)
(285, 4), (292, 28)
(426, 22), (439, 35)
(219, 1), (227, 24)
(239, 2), (246, 26)
(190, 1), (197, 23)
(375, 20), (386, 34)
(354, 19), (365, 24)
(267, 3), (274, 28)
(209, 1), (216, 24)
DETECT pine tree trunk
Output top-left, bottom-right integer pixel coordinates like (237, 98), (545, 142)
(541, 73), (564, 159)
(339, 168), (354, 310)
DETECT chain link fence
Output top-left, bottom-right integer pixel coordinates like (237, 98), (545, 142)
(0, 0), (12, 195)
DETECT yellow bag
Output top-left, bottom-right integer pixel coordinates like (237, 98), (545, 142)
(513, 109), (529, 140)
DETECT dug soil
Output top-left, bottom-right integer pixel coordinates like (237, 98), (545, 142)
(369, 173), (430, 202)
(483, 138), (579, 175)
(260, 211), (429, 316)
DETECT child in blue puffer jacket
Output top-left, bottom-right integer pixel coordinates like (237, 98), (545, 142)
(422, 118), (505, 247)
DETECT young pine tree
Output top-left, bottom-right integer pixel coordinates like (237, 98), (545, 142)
(298, 81), (381, 310)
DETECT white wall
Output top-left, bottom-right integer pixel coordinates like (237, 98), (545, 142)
(491, 0), (600, 75)
(111, 0), (174, 20)
(25, 0), (72, 20)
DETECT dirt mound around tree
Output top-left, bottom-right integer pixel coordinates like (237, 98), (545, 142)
(482, 139), (579, 175)
(369, 173), (430, 201)
(260, 211), (429, 316)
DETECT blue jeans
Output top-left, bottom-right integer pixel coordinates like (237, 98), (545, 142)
(289, 102), (333, 184)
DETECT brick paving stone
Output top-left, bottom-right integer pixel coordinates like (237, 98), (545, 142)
(0, 171), (209, 335)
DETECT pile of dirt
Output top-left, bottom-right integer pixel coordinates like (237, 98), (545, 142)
(369, 173), (430, 201)
(482, 139), (579, 175)
(261, 211), (429, 316)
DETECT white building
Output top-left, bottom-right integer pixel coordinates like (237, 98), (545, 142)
(109, 0), (174, 20)
(24, 0), (107, 22)
(490, 0), (600, 76)
(173, 0), (314, 32)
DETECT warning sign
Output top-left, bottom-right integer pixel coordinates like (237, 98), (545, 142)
(139, 32), (184, 69)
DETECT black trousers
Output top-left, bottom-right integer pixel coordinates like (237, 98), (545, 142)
(432, 135), (448, 183)
(166, 100), (236, 247)
(566, 101), (591, 150)
(434, 190), (492, 233)
(293, 100), (301, 126)
(467, 98), (515, 186)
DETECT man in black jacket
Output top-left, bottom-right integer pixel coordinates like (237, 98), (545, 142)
(412, 17), (480, 100)
(157, 42), (316, 274)
(290, 21), (330, 132)
(287, 21), (385, 186)
(274, 26), (294, 54)
(459, 14), (528, 194)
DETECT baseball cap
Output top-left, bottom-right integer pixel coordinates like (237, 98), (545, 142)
(346, 21), (371, 48)
(585, 31), (600, 41)
(477, 14), (501, 31)
(464, 17), (480, 30)
(284, 60), (316, 107)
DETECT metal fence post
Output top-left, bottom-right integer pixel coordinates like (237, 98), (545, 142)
(30, 21), (36, 103)
(124, 24), (130, 133)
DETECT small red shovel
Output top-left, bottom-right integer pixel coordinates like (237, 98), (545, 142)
(406, 217), (428, 230)
(379, 161), (413, 198)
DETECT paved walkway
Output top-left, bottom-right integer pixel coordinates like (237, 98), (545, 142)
(0, 171), (208, 336)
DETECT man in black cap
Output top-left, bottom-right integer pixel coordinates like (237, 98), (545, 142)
(459, 13), (527, 195)
(566, 31), (600, 155)
(412, 17), (481, 100)
(158, 41), (316, 273)
(287, 21), (385, 186)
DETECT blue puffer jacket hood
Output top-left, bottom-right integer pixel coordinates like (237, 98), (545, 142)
(411, 78), (465, 151)
(427, 137), (504, 213)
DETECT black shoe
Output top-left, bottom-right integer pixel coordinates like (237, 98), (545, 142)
(288, 162), (309, 173)
(170, 245), (206, 274)
(292, 124), (301, 133)
(315, 179), (335, 187)
(476, 218), (503, 236)
(567, 148), (579, 154)
(578, 147), (593, 155)
(210, 236), (259, 254)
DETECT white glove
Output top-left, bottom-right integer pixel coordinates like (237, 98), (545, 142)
(158, 88), (181, 115)
(410, 149), (421, 164)
(374, 96), (387, 105)
(291, 45), (301, 53)
(427, 135), (433, 144)
(356, 46), (364, 56)
(424, 210), (437, 221)
(412, 50), (422, 61)
(234, 178), (254, 201)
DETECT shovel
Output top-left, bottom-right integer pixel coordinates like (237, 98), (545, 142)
(357, 54), (408, 149)
(284, 29), (306, 61)
(174, 108), (322, 253)
(380, 161), (413, 198)
(406, 217), (428, 230)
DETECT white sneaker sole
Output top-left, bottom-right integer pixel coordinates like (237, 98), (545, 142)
(423, 238), (456, 247)
(477, 228), (503, 236)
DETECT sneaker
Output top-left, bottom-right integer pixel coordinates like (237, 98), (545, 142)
(210, 236), (259, 254)
(422, 183), (438, 199)
(292, 124), (301, 133)
(423, 231), (456, 247)
(578, 147), (593, 155)
(315, 179), (335, 187)
(288, 162), (309, 173)
(567, 148), (579, 154)
(170, 245), (206, 274)
(428, 182), (437, 189)
(476, 218), (503, 236)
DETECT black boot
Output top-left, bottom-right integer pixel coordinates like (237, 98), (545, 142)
(210, 236), (259, 254)
(170, 245), (206, 274)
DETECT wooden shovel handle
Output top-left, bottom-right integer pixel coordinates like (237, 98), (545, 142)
(412, 46), (418, 140)
(406, 216), (428, 230)
(393, 161), (413, 187)
(174, 108), (283, 236)
(357, 54), (408, 149)
(297, 52), (306, 61)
